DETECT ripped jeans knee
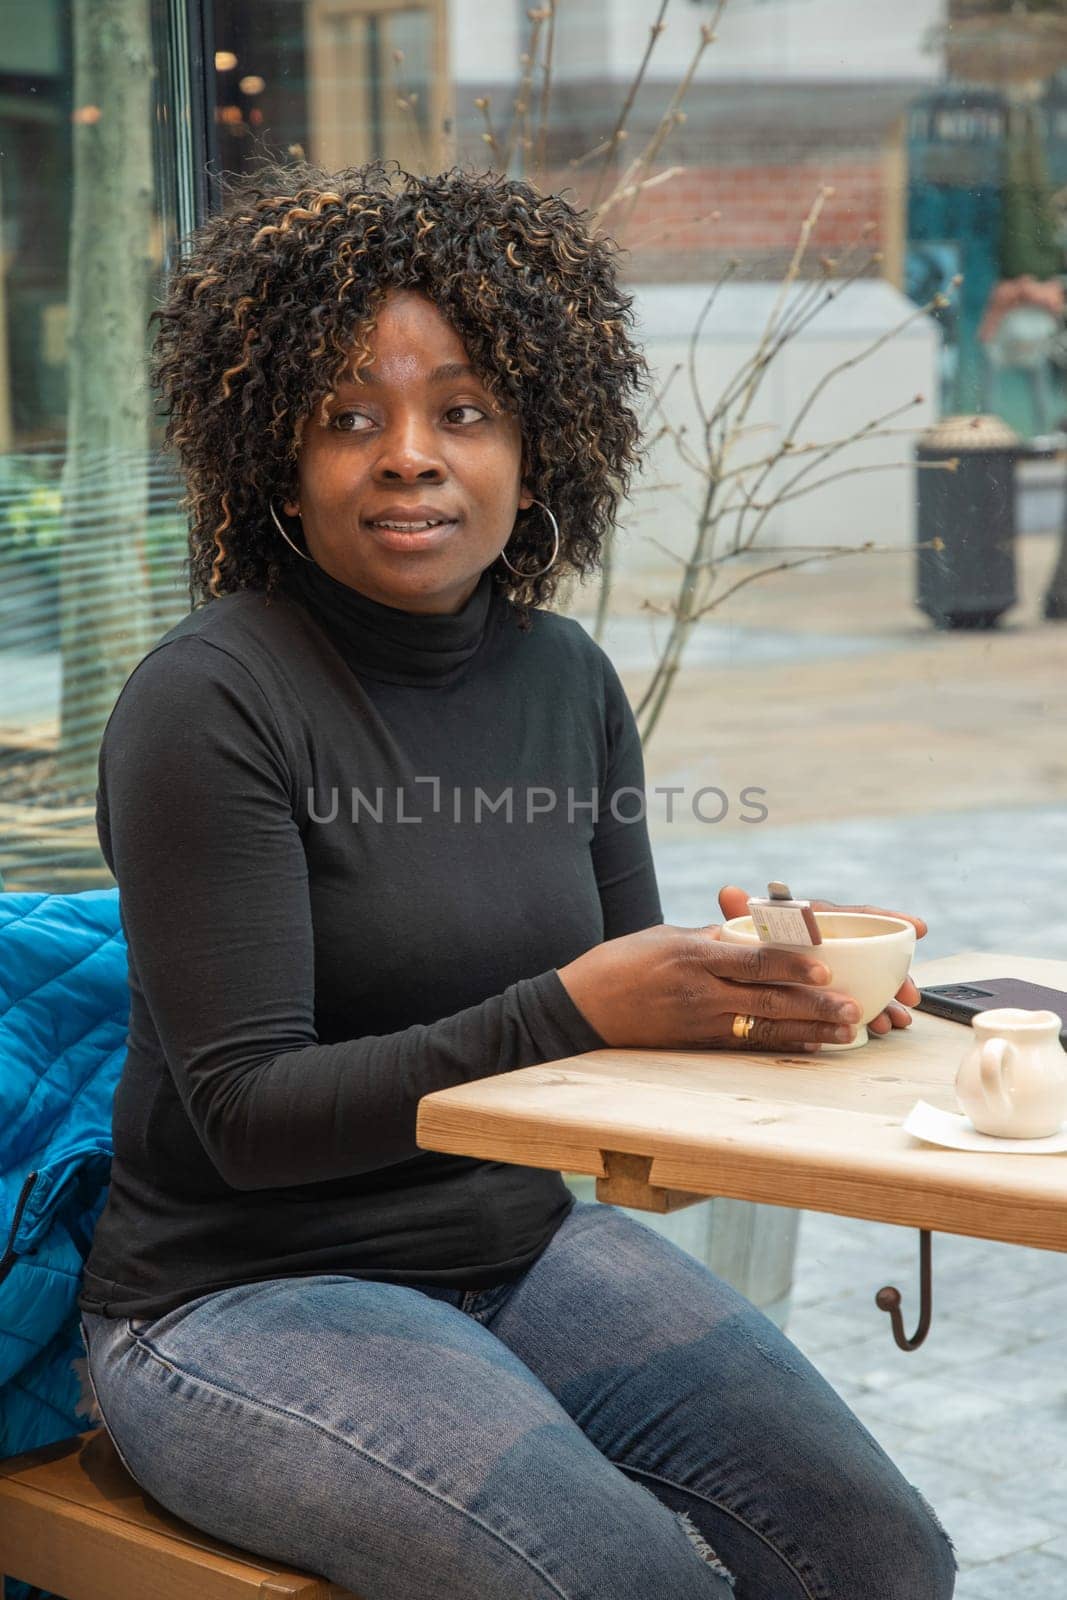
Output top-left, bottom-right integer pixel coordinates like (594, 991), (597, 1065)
(673, 1506), (737, 1591)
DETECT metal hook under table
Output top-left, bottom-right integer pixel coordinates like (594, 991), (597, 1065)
(875, 1229), (933, 1351)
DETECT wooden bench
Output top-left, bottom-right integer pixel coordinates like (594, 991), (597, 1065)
(0, 1429), (362, 1599)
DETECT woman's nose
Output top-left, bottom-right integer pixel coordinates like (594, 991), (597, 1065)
(372, 414), (446, 481)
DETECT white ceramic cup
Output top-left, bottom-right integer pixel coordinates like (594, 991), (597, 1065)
(718, 911), (916, 1049)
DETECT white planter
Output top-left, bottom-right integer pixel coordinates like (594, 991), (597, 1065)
(563, 1176), (799, 1329)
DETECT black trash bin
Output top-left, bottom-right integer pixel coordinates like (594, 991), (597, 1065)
(916, 413), (1021, 629)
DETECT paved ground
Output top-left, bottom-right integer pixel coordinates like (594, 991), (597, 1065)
(787, 1211), (1067, 1598)
(567, 528), (1067, 838)
(653, 802), (1067, 961)
(562, 529), (1067, 1594)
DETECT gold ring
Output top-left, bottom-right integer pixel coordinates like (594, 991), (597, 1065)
(731, 1013), (757, 1042)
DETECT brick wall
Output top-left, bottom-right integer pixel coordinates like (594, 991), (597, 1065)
(535, 157), (889, 283)
(623, 158), (885, 279)
(458, 81), (911, 284)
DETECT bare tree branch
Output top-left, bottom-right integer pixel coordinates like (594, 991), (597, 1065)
(688, 260), (740, 439)
(534, 0), (557, 181)
(589, 0), (670, 211)
(473, 95), (504, 168)
(743, 455), (957, 514)
(503, 8), (547, 171)
(593, 8), (720, 228)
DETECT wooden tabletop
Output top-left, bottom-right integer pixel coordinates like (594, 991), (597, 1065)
(416, 954), (1067, 1253)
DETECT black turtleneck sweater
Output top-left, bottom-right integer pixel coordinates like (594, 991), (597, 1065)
(79, 561), (663, 1319)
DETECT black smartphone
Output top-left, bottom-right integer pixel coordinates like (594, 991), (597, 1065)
(917, 978), (1067, 1047)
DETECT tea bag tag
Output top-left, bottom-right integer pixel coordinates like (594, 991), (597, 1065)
(747, 881), (822, 946)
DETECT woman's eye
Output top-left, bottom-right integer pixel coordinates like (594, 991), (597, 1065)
(329, 404), (485, 432)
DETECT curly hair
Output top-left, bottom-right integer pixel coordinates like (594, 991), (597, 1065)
(149, 157), (651, 626)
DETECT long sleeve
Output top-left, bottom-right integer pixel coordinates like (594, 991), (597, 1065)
(98, 636), (606, 1194)
(592, 648), (664, 939)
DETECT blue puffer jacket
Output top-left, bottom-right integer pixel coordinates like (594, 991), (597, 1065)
(0, 887), (127, 1598)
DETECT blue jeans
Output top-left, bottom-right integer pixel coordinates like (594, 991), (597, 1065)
(80, 1199), (955, 1599)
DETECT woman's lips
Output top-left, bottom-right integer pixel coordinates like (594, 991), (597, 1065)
(365, 519), (458, 551)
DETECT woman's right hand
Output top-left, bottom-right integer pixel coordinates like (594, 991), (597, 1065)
(557, 923), (862, 1052)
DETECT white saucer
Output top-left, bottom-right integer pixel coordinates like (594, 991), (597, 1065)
(903, 1100), (1067, 1154)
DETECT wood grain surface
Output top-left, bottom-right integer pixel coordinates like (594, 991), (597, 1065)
(416, 954), (1067, 1250)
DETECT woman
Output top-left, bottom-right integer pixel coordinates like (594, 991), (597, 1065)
(79, 160), (955, 1599)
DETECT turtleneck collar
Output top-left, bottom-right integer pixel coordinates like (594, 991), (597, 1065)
(283, 557), (501, 687)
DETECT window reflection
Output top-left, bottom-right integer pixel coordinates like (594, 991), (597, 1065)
(1, 0), (185, 891)
(210, 0), (448, 174)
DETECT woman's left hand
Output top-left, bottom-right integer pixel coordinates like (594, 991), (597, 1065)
(717, 885), (926, 1036)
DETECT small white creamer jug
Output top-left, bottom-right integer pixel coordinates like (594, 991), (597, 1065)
(955, 1007), (1067, 1138)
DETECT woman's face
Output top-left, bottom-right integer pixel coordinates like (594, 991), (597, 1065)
(284, 288), (533, 614)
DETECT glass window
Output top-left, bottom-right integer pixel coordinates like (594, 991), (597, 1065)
(210, 0), (450, 177)
(1, 0), (192, 892)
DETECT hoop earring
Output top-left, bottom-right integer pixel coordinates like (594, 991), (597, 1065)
(270, 500), (314, 563)
(499, 499), (560, 580)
